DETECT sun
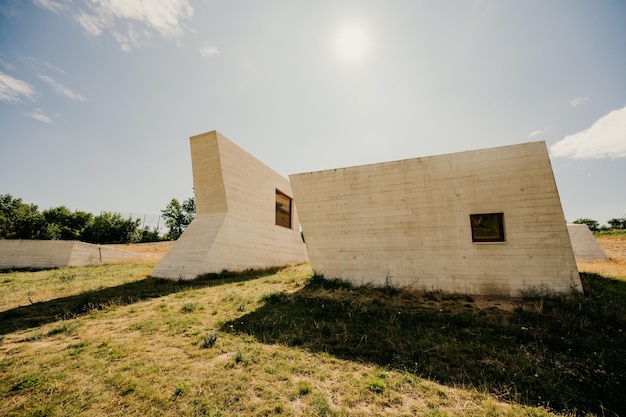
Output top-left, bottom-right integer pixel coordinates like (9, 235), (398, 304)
(332, 21), (370, 64)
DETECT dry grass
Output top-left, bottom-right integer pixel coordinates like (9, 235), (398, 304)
(2, 237), (624, 416)
(0, 264), (572, 417)
(0, 264), (154, 312)
(577, 236), (626, 280)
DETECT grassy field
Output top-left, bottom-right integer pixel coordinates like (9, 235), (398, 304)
(1, 242), (625, 416)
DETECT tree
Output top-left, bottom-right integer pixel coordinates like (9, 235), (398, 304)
(81, 212), (141, 244)
(607, 217), (626, 229)
(42, 206), (93, 240)
(0, 194), (45, 239)
(161, 197), (195, 240)
(573, 218), (600, 232)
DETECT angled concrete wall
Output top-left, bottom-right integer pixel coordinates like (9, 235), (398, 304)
(151, 131), (308, 279)
(0, 240), (153, 269)
(290, 141), (582, 296)
(567, 224), (608, 261)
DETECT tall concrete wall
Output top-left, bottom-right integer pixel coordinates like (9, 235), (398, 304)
(0, 240), (153, 269)
(151, 131), (308, 279)
(567, 224), (608, 261)
(290, 141), (582, 296)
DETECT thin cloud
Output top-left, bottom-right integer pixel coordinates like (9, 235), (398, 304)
(528, 128), (549, 138)
(22, 56), (67, 74)
(34, 0), (194, 51)
(0, 71), (37, 102)
(39, 75), (85, 102)
(199, 43), (219, 58)
(0, 57), (15, 71)
(570, 97), (589, 107)
(33, 0), (65, 14)
(28, 110), (52, 123)
(74, 10), (104, 36)
(551, 106), (626, 159)
(0, 0), (20, 17)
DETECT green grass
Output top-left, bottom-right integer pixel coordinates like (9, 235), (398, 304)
(593, 229), (626, 237)
(1, 264), (624, 416)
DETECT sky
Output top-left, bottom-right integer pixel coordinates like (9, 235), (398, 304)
(1, 0), (625, 227)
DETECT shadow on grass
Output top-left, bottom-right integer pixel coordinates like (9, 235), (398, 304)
(223, 273), (626, 416)
(0, 268), (281, 336)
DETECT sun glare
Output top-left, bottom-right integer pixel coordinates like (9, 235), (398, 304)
(333, 21), (370, 64)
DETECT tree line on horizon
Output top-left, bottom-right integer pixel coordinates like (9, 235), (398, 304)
(0, 194), (195, 244)
(572, 217), (626, 232)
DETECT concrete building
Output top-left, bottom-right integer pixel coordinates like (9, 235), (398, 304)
(290, 141), (582, 296)
(152, 131), (308, 280)
(567, 224), (608, 261)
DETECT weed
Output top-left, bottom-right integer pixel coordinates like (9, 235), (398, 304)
(128, 319), (159, 334)
(120, 383), (136, 396)
(57, 272), (76, 283)
(260, 292), (288, 304)
(314, 395), (332, 416)
(234, 350), (245, 364)
(30, 405), (54, 417)
(519, 283), (555, 300)
(10, 375), (42, 392)
(0, 358), (14, 371)
(47, 321), (79, 336)
(181, 302), (200, 313)
(67, 340), (90, 356)
(298, 380), (312, 396)
(367, 377), (386, 394)
(173, 382), (187, 398)
(200, 332), (218, 349)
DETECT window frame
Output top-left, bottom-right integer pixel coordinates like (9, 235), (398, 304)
(275, 189), (293, 229)
(470, 212), (505, 243)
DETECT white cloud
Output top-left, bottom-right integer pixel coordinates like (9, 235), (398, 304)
(0, 71), (37, 102)
(33, 0), (65, 14)
(28, 110), (52, 123)
(74, 10), (104, 36)
(528, 128), (549, 138)
(199, 43), (219, 58)
(34, 0), (194, 50)
(551, 106), (626, 159)
(22, 56), (67, 74)
(570, 96), (588, 107)
(39, 75), (85, 102)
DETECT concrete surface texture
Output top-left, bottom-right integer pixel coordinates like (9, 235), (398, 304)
(290, 141), (582, 296)
(151, 130), (308, 280)
(567, 224), (608, 261)
(0, 240), (154, 269)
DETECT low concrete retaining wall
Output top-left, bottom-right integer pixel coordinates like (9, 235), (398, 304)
(0, 240), (153, 269)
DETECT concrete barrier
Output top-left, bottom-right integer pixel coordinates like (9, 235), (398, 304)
(0, 240), (153, 269)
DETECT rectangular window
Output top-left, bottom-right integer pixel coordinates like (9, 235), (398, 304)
(275, 190), (292, 228)
(470, 213), (505, 243)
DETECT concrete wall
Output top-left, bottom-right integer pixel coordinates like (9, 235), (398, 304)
(151, 131), (308, 279)
(567, 224), (608, 261)
(290, 141), (582, 296)
(0, 240), (153, 269)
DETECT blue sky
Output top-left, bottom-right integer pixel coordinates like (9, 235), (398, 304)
(1, 0), (625, 226)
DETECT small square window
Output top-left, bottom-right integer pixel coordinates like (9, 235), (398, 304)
(275, 190), (292, 228)
(470, 213), (505, 243)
